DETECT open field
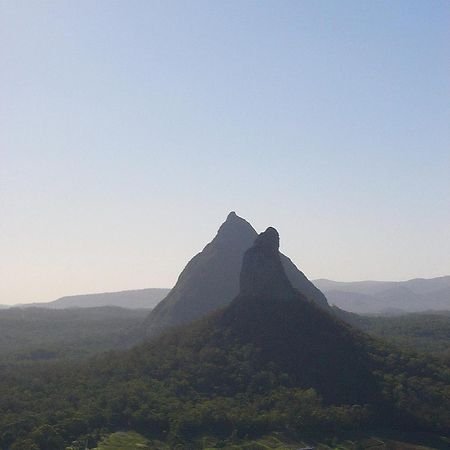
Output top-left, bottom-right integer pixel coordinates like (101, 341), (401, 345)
(90, 431), (450, 450)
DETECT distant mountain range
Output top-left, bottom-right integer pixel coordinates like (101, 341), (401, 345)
(17, 288), (169, 310)
(3, 224), (448, 317)
(314, 276), (450, 315)
(5, 275), (449, 314)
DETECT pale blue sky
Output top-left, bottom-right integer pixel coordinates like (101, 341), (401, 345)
(1, 1), (449, 304)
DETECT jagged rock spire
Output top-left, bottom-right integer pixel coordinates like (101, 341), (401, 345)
(240, 227), (294, 297)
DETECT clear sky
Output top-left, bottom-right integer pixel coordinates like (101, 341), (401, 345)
(1, 0), (449, 304)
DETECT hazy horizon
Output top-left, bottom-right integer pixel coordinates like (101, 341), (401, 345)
(2, 214), (449, 306)
(2, 1), (449, 304)
(5, 272), (450, 306)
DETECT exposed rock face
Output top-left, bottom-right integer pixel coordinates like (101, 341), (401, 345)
(144, 212), (257, 336)
(240, 227), (293, 298)
(144, 212), (329, 337)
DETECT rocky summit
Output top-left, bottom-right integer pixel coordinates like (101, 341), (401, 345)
(240, 227), (293, 297)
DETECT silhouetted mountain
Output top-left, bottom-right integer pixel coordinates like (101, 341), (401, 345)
(22, 288), (170, 310)
(315, 277), (450, 314)
(145, 212), (328, 336)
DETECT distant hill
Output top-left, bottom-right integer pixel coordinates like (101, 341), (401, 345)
(23, 288), (170, 310)
(144, 212), (328, 336)
(315, 276), (450, 314)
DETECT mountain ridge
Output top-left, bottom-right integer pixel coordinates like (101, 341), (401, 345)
(18, 288), (170, 310)
(315, 276), (450, 314)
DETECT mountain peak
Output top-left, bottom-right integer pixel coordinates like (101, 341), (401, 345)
(214, 212), (256, 246)
(240, 227), (293, 297)
(221, 211), (248, 227)
(254, 226), (280, 254)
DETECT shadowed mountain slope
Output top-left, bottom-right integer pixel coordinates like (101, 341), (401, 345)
(217, 227), (376, 404)
(144, 212), (328, 336)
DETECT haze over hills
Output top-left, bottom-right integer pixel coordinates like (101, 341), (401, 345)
(144, 212), (329, 336)
(315, 276), (450, 315)
(15, 288), (170, 310)
(5, 270), (447, 317)
(4, 214), (447, 317)
(0, 306), (147, 364)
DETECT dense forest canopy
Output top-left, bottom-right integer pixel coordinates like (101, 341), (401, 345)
(1, 305), (449, 449)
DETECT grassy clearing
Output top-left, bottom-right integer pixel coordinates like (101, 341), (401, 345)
(90, 431), (449, 450)
(93, 431), (153, 449)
